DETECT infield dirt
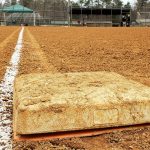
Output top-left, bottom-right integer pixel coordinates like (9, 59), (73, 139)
(12, 27), (150, 150)
(19, 27), (150, 86)
(0, 27), (20, 80)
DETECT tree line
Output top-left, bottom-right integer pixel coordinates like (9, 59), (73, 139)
(1, 0), (131, 8)
(72, 0), (131, 8)
(1, 0), (150, 12)
(1, 0), (67, 10)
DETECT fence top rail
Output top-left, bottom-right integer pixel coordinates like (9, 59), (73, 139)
(71, 7), (131, 11)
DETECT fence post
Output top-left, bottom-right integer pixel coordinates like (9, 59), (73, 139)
(33, 11), (36, 26)
(4, 12), (6, 25)
(68, 0), (71, 26)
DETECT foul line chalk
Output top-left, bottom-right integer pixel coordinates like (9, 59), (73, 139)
(0, 27), (24, 150)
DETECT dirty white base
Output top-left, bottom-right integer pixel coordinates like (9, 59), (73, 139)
(14, 72), (150, 135)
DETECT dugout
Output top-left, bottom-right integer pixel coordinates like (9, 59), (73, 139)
(70, 7), (131, 27)
(0, 4), (37, 26)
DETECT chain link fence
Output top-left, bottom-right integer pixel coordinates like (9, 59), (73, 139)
(0, 0), (131, 26)
(137, 6), (150, 26)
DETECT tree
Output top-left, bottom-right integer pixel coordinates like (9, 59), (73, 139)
(0, 2), (3, 9)
(94, 0), (103, 7)
(4, 0), (11, 7)
(84, 0), (91, 7)
(71, 1), (80, 7)
(19, 0), (33, 7)
(11, 0), (17, 5)
(78, 0), (85, 7)
(124, 2), (131, 8)
(101, 0), (112, 7)
(113, 0), (123, 7)
(136, 0), (148, 11)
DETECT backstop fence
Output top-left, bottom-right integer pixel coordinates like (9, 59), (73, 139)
(137, 6), (150, 26)
(0, 0), (131, 26)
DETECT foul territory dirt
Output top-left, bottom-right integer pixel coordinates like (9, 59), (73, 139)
(13, 27), (150, 149)
(0, 27), (20, 81)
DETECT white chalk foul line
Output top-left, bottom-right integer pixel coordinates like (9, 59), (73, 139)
(0, 27), (24, 150)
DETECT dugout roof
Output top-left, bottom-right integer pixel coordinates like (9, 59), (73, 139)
(0, 4), (33, 13)
(72, 8), (130, 15)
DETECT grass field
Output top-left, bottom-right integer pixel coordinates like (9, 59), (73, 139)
(0, 27), (150, 149)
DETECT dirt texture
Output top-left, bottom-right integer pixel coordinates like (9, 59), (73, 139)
(19, 27), (150, 86)
(14, 27), (150, 150)
(13, 126), (150, 150)
(18, 28), (56, 76)
(0, 27), (20, 80)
